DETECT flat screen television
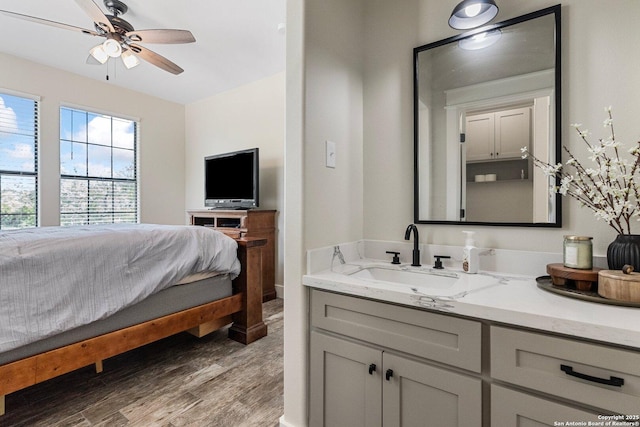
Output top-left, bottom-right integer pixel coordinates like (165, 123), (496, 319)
(204, 148), (259, 209)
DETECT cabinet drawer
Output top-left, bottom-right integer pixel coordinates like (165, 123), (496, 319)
(311, 289), (482, 372)
(491, 326), (640, 414)
(491, 385), (600, 426)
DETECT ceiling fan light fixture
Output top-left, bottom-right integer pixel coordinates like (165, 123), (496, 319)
(121, 49), (140, 69)
(102, 38), (122, 58)
(449, 0), (499, 30)
(89, 44), (109, 64)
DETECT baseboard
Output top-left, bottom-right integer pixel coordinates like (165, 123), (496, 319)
(275, 283), (284, 299)
(279, 415), (297, 427)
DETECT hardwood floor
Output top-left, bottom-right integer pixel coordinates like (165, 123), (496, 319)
(2, 299), (284, 427)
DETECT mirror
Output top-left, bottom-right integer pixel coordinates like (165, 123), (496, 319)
(414, 5), (561, 226)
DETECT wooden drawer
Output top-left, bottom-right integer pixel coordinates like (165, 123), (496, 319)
(310, 289), (482, 372)
(491, 326), (640, 414)
(491, 385), (600, 426)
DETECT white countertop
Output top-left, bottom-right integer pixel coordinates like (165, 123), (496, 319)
(303, 259), (640, 350)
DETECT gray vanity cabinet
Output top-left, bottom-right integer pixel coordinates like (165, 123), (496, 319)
(491, 385), (600, 426)
(490, 325), (640, 420)
(307, 278), (640, 424)
(382, 353), (481, 427)
(309, 289), (482, 427)
(309, 331), (382, 426)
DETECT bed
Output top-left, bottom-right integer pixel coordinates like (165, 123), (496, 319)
(0, 224), (267, 416)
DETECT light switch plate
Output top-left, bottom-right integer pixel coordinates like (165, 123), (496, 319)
(326, 140), (336, 168)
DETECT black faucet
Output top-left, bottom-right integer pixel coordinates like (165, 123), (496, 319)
(404, 224), (421, 267)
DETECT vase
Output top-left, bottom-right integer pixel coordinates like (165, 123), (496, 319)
(606, 234), (640, 271)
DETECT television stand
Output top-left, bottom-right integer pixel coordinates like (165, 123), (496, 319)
(187, 209), (277, 302)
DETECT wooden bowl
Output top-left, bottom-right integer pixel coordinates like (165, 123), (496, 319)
(598, 270), (640, 302)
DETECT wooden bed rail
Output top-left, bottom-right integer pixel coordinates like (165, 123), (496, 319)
(0, 236), (267, 416)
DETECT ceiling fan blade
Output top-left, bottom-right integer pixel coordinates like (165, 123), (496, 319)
(0, 9), (100, 36)
(125, 29), (196, 44)
(128, 43), (184, 75)
(74, 0), (114, 33)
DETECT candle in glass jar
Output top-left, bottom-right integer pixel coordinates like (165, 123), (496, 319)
(563, 236), (593, 269)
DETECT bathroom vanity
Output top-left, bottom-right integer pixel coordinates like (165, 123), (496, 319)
(304, 242), (640, 426)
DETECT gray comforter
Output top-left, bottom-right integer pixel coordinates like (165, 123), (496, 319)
(0, 224), (241, 353)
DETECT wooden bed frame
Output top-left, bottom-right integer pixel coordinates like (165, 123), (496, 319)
(0, 237), (267, 416)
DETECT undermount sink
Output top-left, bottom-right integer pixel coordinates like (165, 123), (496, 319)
(349, 266), (458, 289)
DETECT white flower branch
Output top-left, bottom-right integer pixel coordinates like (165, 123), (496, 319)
(522, 109), (640, 235)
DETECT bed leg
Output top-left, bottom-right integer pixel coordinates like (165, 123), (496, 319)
(1, 395), (5, 416)
(95, 360), (103, 374)
(229, 238), (268, 344)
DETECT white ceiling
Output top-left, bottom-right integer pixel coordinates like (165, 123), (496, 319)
(0, 0), (286, 105)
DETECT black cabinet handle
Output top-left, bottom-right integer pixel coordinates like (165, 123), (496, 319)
(369, 364), (377, 375)
(385, 369), (394, 381)
(560, 364), (624, 387)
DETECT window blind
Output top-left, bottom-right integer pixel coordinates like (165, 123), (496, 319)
(59, 107), (138, 225)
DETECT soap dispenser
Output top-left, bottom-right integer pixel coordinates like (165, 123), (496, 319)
(462, 231), (479, 274)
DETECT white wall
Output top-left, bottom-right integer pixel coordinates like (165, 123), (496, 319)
(303, 0), (365, 248)
(184, 72), (285, 286)
(364, 0), (419, 240)
(283, 1), (640, 425)
(0, 53), (186, 226)
(282, 0), (365, 425)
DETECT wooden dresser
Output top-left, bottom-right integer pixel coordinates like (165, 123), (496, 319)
(187, 209), (277, 302)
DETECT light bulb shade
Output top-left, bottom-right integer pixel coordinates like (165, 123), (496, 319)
(121, 49), (140, 69)
(89, 44), (109, 64)
(458, 28), (502, 50)
(102, 38), (122, 58)
(449, 0), (499, 30)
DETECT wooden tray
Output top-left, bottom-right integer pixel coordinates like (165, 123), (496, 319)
(536, 276), (640, 308)
(546, 263), (602, 291)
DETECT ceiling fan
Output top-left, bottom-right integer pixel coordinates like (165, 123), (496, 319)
(0, 0), (195, 74)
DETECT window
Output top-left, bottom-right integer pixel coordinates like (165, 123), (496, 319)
(60, 107), (138, 225)
(0, 92), (38, 230)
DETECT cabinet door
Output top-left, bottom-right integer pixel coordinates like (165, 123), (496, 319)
(383, 353), (482, 427)
(491, 385), (600, 426)
(309, 331), (382, 427)
(495, 107), (530, 159)
(466, 113), (495, 162)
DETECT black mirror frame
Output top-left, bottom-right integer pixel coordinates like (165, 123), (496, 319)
(413, 4), (562, 228)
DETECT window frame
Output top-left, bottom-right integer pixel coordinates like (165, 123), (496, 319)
(59, 105), (139, 226)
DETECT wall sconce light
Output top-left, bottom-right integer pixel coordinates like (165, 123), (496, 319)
(449, 0), (499, 30)
(458, 29), (502, 50)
